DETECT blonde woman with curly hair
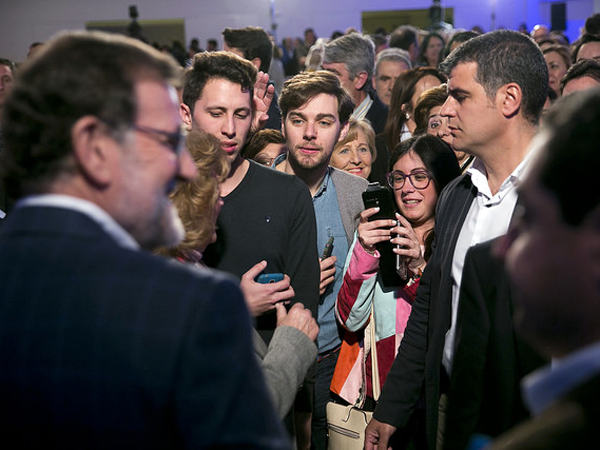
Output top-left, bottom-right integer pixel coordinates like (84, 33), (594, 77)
(158, 130), (229, 261)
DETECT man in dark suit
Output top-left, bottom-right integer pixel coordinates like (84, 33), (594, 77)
(321, 33), (388, 136)
(321, 33), (389, 186)
(364, 30), (549, 449)
(491, 89), (600, 449)
(0, 30), (288, 448)
(443, 240), (547, 450)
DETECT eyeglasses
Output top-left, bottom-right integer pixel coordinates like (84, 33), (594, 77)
(132, 124), (186, 156)
(386, 170), (433, 190)
(253, 155), (276, 166)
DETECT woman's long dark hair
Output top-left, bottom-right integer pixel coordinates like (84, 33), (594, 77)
(383, 67), (446, 152)
(389, 134), (461, 259)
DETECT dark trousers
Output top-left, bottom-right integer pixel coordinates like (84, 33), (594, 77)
(311, 346), (340, 450)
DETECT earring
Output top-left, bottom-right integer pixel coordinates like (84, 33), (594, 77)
(405, 112), (411, 120)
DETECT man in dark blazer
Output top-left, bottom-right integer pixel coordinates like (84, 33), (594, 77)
(490, 90), (600, 449)
(443, 240), (547, 450)
(322, 33), (388, 136)
(364, 31), (549, 449)
(0, 31), (288, 448)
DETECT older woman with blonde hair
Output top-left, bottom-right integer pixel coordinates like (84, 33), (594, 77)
(330, 118), (377, 179)
(160, 130), (229, 262)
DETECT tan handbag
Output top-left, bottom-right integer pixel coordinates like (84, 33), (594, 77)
(327, 307), (379, 449)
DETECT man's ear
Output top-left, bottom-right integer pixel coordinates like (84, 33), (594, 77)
(337, 121), (350, 142)
(180, 103), (193, 131)
(499, 83), (522, 118)
(353, 71), (368, 91)
(251, 58), (262, 71)
(70, 116), (116, 187)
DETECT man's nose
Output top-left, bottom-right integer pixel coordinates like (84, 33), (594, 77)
(221, 116), (235, 137)
(303, 122), (316, 140)
(177, 147), (198, 181)
(440, 96), (455, 118)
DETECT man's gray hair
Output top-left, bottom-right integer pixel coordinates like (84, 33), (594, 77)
(323, 33), (375, 85)
(375, 48), (412, 75)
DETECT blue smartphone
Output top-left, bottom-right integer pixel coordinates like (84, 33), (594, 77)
(256, 273), (284, 284)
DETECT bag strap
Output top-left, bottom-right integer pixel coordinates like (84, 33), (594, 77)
(356, 302), (380, 407)
(370, 306), (381, 400)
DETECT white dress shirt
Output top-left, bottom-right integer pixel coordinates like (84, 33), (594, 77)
(442, 153), (533, 375)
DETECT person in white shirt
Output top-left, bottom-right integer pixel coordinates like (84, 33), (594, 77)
(365, 30), (549, 450)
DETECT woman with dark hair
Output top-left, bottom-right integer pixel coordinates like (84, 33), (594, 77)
(413, 84), (474, 172)
(243, 129), (287, 166)
(417, 32), (445, 68)
(443, 30), (480, 59)
(332, 134), (460, 410)
(382, 67), (446, 152)
(542, 44), (571, 97)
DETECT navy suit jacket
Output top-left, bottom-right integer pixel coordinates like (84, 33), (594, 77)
(365, 94), (388, 136)
(373, 173), (477, 448)
(0, 205), (288, 449)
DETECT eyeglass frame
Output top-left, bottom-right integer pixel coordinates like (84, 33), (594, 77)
(131, 124), (186, 157)
(253, 155), (277, 166)
(386, 169), (433, 191)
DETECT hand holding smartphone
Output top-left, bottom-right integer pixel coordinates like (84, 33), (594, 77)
(256, 273), (285, 284)
(362, 182), (407, 285)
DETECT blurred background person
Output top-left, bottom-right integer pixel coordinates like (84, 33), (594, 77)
(243, 129), (287, 166)
(295, 28), (317, 70)
(383, 67), (446, 150)
(543, 44), (571, 97)
(573, 34), (600, 62)
(561, 59), (600, 96)
(417, 32), (445, 68)
(373, 48), (412, 107)
(530, 24), (550, 44)
(389, 25), (420, 66)
(443, 30), (480, 59)
(329, 118), (376, 179)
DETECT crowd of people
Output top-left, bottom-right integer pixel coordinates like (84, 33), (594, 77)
(1, 11), (600, 450)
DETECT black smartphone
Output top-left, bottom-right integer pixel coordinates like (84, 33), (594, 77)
(362, 182), (396, 221)
(361, 182), (407, 286)
(321, 236), (334, 260)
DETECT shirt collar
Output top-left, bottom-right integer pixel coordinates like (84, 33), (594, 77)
(351, 93), (373, 121)
(314, 166), (332, 199)
(466, 151), (533, 202)
(523, 340), (600, 416)
(17, 194), (140, 250)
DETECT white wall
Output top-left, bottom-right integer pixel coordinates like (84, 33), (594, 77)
(1, 0), (596, 62)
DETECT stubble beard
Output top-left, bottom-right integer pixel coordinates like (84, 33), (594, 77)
(288, 145), (330, 172)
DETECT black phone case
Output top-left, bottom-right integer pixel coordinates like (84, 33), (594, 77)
(361, 183), (406, 287)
